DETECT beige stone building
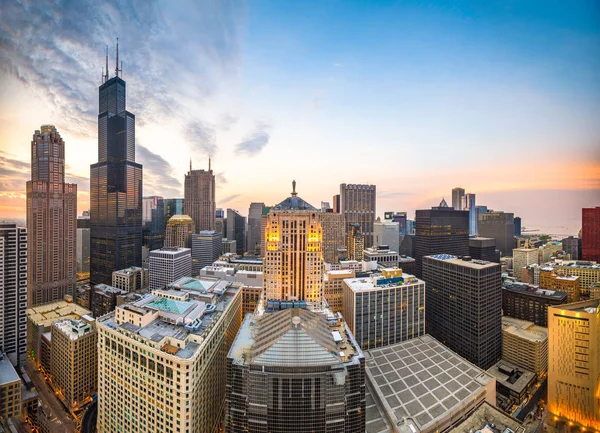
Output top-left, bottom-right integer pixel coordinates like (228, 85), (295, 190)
(549, 259), (600, 298)
(0, 356), (21, 421)
(320, 211), (346, 263)
(547, 299), (600, 430)
(165, 214), (195, 248)
(501, 316), (548, 377)
(97, 278), (243, 433)
(112, 266), (148, 292)
(512, 248), (539, 280)
(539, 268), (580, 302)
(323, 269), (355, 313)
(50, 317), (97, 411)
(184, 161), (215, 232)
(263, 183), (323, 302)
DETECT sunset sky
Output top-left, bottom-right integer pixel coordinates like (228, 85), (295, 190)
(1, 0), (599, 236)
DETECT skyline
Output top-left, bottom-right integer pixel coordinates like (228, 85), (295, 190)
(1, 0), (599, 236)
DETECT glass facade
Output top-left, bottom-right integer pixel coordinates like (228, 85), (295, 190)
(142, 196), (165, 251)
(90, 76), (143, 285)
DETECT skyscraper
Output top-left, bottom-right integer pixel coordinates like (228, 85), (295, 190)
(165, 214), (195, 248)
(346, 223), (364, 261)
(163, 198), (184, 224)
(76, 212), (91, 275)
(142, 196), (165, 251)
(184, 159), (215, 232)
(547, 299), (600, 430)
(340, 183), (376, 248)
(562, 236), (581, 260)
(451, 187), (465, 210)
(191, 230), (222, 275)
(478, 211), (515, 257)
(424, 254), (502, 370)
(226, 209), (246, 255)
(513, 216), (522, 236)
(246, 202), (265, 255)
(582, 206), (600, 262)
(0, 223), (28, 366)
(320, 211), (346, 263)
(27, 125), (77, 306)
(90, 44), (143, 285)
(413, 201), (469, 278)
(465, 192), (478, 236)
(264, 182), (323, 302)
(148, 247), (192, 290)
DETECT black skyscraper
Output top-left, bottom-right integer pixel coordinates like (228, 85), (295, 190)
(414, 200), (469, 278)
(90, 43), (142, 285)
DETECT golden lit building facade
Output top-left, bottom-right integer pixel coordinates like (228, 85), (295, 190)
(539, 269), (580, 303)
(97, 279), (242, 433)
(551, 260), (600, 298)
(165, 214), (195, 248)
(547, 299), (600, 430)
(264, 182), (323, 302)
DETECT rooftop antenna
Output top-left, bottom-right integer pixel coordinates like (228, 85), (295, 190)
(208, 156), (211, 171)
(104, 45), (109, 82)
(115, 38), (122, 77)
(190, 158), (192, 172)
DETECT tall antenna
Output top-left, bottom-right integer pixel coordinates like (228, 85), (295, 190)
(115, 38), (122, 77)
(208, 156), (211, 171)
(190, 158), (192, 172)
(104, 45), (109, 82)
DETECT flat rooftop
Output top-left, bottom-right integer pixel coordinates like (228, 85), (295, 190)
(0, 357), (20, 386)
(366, 335), (494, 433)
(27, 301), (92, 327)
(487, 361), (536, 395)
(502, 317), (548, 343)
(449, 401), (528, 433)
(425, 254), (499, 269)
(554, 298), (600, 314)
(502, 282), (567, 300)
(344, 273), (422, 292)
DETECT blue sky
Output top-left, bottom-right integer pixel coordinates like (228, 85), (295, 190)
(0, 0), (598, 235)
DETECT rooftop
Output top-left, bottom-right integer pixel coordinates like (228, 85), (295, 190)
(366, 335), (495, 433)
(552, 298), (600, 314)
(486, 361), (536, 394)
(27, 300), (92, 327)
(167, 214), (194, 223)
(344, 269), (422, 292)
(113, 266), (144, 276)
(271, 181), (317, 211)
(149, 247), (191, 256)
(0, 356), (20, 386)
(502, 282), (567, 300)
(425, 255), (499, 269)
(449, 401), (528, 433)
(502, 317), (548, 343)
(54, 318), (94, 340)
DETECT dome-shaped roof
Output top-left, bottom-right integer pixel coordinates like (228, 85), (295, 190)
(168, 214), (194, 224)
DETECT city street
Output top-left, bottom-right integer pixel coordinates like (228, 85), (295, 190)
(25, 359), (76, 433)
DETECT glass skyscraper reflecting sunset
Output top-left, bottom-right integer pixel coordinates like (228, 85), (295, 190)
(90, 56), (143, 285)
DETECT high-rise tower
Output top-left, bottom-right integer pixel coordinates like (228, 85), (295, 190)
(90, 42), (143, 285)
(184, 159), (215, 232)
(27, 125), (77, 306)
(340, 183), (376, 248)
(451, 187), (465, 210)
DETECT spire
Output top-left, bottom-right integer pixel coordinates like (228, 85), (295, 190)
(190, 158), (192, 172)
(291, 180), (297, 197)
(208, 156), (211, 172)
(115, 38), (122, 77)
(105, 45), (109, 83)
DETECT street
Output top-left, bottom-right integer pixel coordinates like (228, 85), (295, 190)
(25, 359), (76, 433)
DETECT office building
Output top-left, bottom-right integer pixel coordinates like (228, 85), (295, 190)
(562, 236), (581, 260)
(502, 281), (567, 327)
(97, 278), (243, 433)
(548, 259), (600, 298)
(191, 230), (222, 275)
(347, 222), (364, 261)
(184, 159), (215, 232)
(26, 300), (92, 370)
(142, 195), (165, 251)
(90, 46), (143, 285)
(323, 269), (354, 314)
(332, 194), (340, 213)
(165, 214), (195, 248)
(398, 255), (416, 275)
(512, 248), (539, 280)
(27, 125), (77, 306)
(477, 211), (514, 257)
(76, 213), (91, 275)
(259, 206), (270, 256)
(226, 209), (246, 255)
(363, 246), (399, 268)
(365, 335), (496, 433)
(164, 198), (184, 224)
(452, 187), (465, 210)
(373, 220), (400, 253)
(464, 193), (478, 236)
(487, 360), (536, 412)
(590, 282), (600, 299)
(448, 402), (534, 433)
(246, 202), (265, 256)
(547, 299), (600, 430)
(215, 207), (226, 235)
(399, 233), (415, 257)
(212, 254), (263, 272)
(539, 269), (580, 302)
(112, 266), (147, 292)
(320, 211), (346, 263)
(91, 284), (126, 317)
(469, 237), (497, 262)
(0, 223), (27, 366)
(414, 203), (469, 278)
(148, 247), (192, 290)
(198, 268), (263, 315)
(501, 316), (548, 376)
(0, 355), (21, 420)
(582, 206), (600, 262)
(223, 239), (237, 254)
(539, 242), (563, 263)
(343, 268), (425, 350)
(424, 255), (501, 370)
(263, 182), (323, 302)
(226, 305), (365, 433)
(513, 216), (521, 236)
(340, 183), (376, 247)
(50, 317), (97, 411)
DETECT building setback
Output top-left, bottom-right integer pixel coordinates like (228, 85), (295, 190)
(340, 183), (376, 248)
(0, 223), (28, 366)
(342, 268), (425, 350)
(424, 254), (502, 370)
(27, 125), (77, 306)
(226, 306), (365, 433)
(90, 47), (143, 285)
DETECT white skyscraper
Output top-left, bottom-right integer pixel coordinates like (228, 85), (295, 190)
(148, 247), (192, 290)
